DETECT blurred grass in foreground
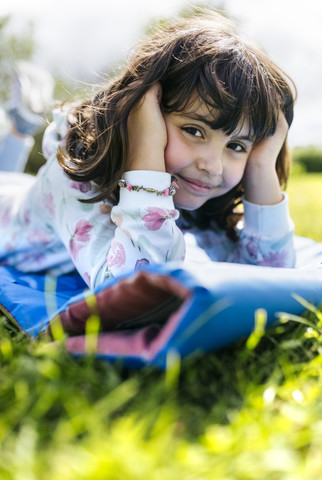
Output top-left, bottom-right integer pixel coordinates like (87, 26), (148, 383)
(0, 172), (321, 479)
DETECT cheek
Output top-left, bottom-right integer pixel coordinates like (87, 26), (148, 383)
(164, 129), (190, 173)
(224, 158), (248, 187)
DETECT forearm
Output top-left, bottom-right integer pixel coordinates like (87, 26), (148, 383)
(183, 193), (295, 268)
(243, 114), (289, 206)
(235, 193), (296, 267)
(127, 140), (165, 172)
(243, 165), (283, 205)
(101, 170), (185, 283)
(49, 169), (185, 288)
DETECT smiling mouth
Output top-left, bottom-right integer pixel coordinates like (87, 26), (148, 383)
(177, 175), (222, 193)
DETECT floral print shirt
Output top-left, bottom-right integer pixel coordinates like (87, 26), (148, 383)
(0, 109), (295, 288)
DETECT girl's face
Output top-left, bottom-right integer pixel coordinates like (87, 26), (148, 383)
(164, 101), (254, 210)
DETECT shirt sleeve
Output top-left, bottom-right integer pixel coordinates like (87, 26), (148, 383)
(184, 192), (295, 269)
(232, 193), (296, 267)
(48, 168), (185, 289)
(105, 170), (186, 281)
(40, 116), (185, 288)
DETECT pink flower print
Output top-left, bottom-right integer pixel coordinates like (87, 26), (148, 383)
(259, 251), (287, 267)
(107, 242), (126, 268)
(71, 181), (91, 193)
(245, 237), (258, 259)
(44, 193), (55, 217)
(69, 219), (93, 260)
(142, 208), (177, 231)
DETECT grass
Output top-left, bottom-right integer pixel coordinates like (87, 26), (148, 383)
(0, 172), (322, 479)
(288, 172), (322, 242)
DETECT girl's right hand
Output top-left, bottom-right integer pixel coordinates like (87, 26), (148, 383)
(126, 82), (167, 172)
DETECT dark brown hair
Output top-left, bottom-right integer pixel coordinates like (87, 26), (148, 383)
(58, 10), (296, 238)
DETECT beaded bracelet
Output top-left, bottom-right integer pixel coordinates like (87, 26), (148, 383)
(118, 176), (179, 196)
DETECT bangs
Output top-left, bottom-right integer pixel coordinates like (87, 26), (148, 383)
(160, 41), (287, 143)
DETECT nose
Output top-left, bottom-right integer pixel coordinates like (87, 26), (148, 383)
(196, 151), (223, 176)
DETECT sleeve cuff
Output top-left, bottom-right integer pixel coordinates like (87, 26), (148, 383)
(243, 192), (294, 237)
(120, 170), (175, 208)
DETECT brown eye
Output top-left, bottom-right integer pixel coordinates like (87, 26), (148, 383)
(227, 142), (246, 153)
(182, 126), (203, 138)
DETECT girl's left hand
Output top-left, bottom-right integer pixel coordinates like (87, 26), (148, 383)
(243, 113), (289, 205)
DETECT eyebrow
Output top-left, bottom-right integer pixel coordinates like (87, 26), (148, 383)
(184, 113), (255, 143)
(232, 135), (255, 144)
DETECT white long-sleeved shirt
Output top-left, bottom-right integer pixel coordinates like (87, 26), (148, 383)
(0, 109), (295, 288)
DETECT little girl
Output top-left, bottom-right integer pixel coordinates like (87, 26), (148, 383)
(0, 11), (296, 288)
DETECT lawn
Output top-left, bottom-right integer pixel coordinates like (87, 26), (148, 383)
(0, 173), (322, 479)
(288, 172), (322, 242)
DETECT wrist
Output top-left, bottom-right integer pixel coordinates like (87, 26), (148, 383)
(119, 170), (177, 208)
(243, 169), (283, 205)
(127, 151), (165, 172)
